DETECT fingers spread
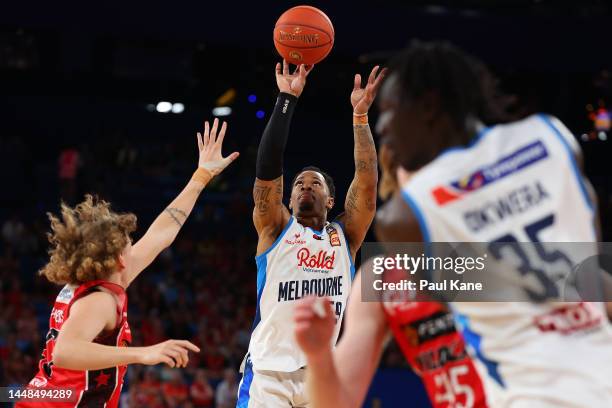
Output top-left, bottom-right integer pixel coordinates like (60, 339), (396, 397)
(225, 151), (240, 164)
(210, 118), (219, 143)
(197, 132), (203, 152)
(353, 74), (362, 91)
(216, 121), (228, 145)
(283, 59), (289, 75)
(275, 62), (282, 76)
(368, 65), (380, 84)
(203, 121), (210, 146)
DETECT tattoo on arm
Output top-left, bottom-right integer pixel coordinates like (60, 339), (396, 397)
(164, 207), (187, 227)
(346, 185), (359, 214)
(254, 185), (272, 214)
(353, 125), (375, 150)
(254, 177), (283, 216)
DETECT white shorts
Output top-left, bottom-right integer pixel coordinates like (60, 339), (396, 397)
(236, 355), (308, 408)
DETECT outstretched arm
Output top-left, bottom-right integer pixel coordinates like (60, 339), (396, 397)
(127, 119), (239, 286)
(253, 60), (312, 255)
(295, 271), (389, 408)
(53, 291), (200, 370)
(337, 66), (387, 257)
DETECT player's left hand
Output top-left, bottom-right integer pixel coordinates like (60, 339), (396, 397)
(197, 118), (240, 176)
(294, 296), (335, 359)
(351, 65), (388, 115)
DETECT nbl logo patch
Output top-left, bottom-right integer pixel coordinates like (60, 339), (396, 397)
(326, 225), (341, 247)
(431, 140), (549, 205)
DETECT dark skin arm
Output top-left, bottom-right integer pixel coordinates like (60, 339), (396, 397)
(253, 61), (311, 255)
(337, 66), (387, 258)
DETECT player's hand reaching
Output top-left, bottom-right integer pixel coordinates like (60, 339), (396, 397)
(197, 118), (240, 176)
(351, 65), (388, 115)
(139, 339), (201, 368)
(294, 296), (335, 359)
(275, 59), (313, 98)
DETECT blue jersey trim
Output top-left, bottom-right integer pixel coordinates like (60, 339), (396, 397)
(236, 356), (254, 408)
(255, 216), (295, 262)
(251, 255), (267, 332)
(455, 313), (506, 388)
(400, 190), (431, 244)
(335, 220), (356, 281)
(538, 114), (594, 212)
(435, 125), (494, 160)
(251, 217), (294, 332)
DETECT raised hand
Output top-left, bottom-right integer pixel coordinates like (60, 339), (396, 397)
(275, 59), (314, 98)
(294, 296), (336, 359)
(351, 65), (388, 115)
(197, 118), (240, 176)
(139, 339), (200, 368)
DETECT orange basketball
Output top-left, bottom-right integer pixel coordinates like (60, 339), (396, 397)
(273, 5), (334, 66)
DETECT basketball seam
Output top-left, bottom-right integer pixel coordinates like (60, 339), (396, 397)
(281, 6), (335, 35)
(274, 22), (334, 43)
(273, 38), (332, 50)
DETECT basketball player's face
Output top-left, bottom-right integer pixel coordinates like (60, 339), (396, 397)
(290, 171), (333, 217)
(376, 73), (434, 171)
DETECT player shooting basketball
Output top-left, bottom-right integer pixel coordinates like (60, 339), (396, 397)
(17, 119), (238, 408)
(296, 41), (612, 408)
(237, 60), (385, 408)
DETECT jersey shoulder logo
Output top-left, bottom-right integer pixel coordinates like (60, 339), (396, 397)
(326, 225), (341, 247)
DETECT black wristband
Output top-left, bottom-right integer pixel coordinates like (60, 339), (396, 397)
(255, 92), (298, 180)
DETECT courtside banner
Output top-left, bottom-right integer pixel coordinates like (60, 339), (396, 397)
(360, 242), (612, 302)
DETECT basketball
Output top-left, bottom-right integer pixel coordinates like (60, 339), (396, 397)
(273, 5), (334, 66)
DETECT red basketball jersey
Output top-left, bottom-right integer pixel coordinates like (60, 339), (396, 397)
(16, 280), (131, 408)
(383, 300), (487, 408)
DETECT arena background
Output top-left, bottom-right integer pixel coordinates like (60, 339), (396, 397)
(1, 1), (611, 407)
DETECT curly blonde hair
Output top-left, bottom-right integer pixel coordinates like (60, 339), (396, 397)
(40, 195), (137, 285)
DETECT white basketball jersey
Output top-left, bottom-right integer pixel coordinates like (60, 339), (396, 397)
(402, 114), (612, 407)
(247, 216), (355, 372)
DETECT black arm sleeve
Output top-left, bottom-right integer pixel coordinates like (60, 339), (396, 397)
(255, 92), (298, 180)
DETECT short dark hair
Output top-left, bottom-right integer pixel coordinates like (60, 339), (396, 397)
(292, 166), (336, 198)
(388, 40), (506, 127)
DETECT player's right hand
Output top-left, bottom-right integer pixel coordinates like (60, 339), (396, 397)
(294, 296), (335, 359)
(275, 59), (313, 97)
(139, 339), (200, 368)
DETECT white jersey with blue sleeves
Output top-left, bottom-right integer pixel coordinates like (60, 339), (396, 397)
(247, 216), (355, 372)
(401, 114), (612, 407)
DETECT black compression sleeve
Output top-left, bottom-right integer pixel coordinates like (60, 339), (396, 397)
(255, 92), (298, 180)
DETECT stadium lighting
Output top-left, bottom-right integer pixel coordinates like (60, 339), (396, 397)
(256, 110), (265, 119)
(156, 101), (172, 113)
(599, 131), (607, 141)
(248, 94), (257, 103)
(172, 103), (185, 114)
(581, 134), (589, 141)
(212, 106), (232, 117)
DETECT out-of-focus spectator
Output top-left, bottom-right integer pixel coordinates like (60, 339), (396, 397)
(58, 146), (81, 202)
(215, 368), (238, 408)
(190, 369), (214, 408)
(162, 369), (189, 408)
(138, 368), (162, 406)
(2, 213), (25, 247)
